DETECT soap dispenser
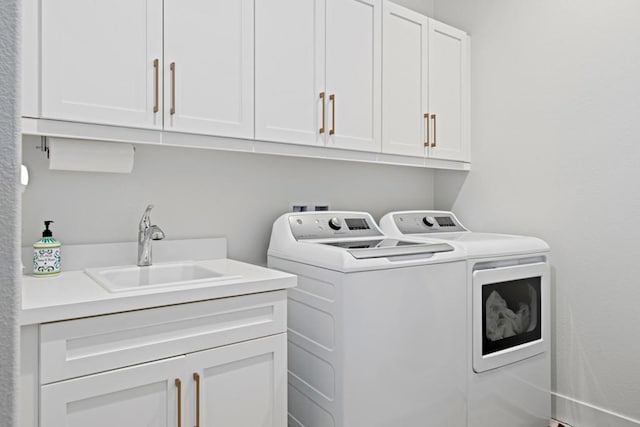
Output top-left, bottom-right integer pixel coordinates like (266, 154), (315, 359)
(33, 220), (61, 276)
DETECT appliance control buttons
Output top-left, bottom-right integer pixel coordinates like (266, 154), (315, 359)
(328, 217), (342, 230)
(423, 216), (435, 227)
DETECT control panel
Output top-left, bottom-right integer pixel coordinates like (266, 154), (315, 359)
(288, 213), (383, 240)
(393, 211), (468, 234)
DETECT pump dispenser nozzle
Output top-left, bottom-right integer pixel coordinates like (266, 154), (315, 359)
(43, 220), (54, 237)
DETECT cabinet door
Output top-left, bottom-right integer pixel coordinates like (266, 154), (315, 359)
(428, 19), (470, 161)
(326, 0), (382, 152)
(164, 0), (254, 139)
(255, 0), (325, 146)
(382, 2), (429, 157)
(40, 356), (183, 427)
(41, 0), (162, 129)
(186, 334), (287, 427)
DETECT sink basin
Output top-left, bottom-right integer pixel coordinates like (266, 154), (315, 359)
(85, 262), (241, 293)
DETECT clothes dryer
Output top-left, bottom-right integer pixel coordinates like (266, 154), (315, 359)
(380, 210), (550, 427)
(268, 211), (467, 427)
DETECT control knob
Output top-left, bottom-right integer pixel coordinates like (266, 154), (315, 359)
(422, 216), (435, 227)
(328, 217), (342, 230)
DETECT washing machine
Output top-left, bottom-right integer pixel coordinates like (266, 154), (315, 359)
(268, 211), (468, 427)
(380, 210), (551, 427)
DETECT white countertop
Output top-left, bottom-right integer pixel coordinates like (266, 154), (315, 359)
(21, 239), (296, 325)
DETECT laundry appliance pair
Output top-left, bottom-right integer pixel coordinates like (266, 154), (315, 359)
(268, 210), (550, 427)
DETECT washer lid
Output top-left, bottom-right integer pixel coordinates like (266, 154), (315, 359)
(321, 239), (454, 259)
(416, 232), (549, 258)
(380, 211), (550, 258)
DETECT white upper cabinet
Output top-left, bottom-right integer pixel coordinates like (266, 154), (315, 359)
(382, 2), (470, 162)
(255, 0), (381, 152)
(39, 0), (253, 139)
(164, 0), (254, 138)
(28, 0), (469, 167)
(41, 0), (163, 129)
(382, 2), (428, 157)
(428, 19), (470, 162)
(325, 0), (382, 152)
(255, 0), (325, 146)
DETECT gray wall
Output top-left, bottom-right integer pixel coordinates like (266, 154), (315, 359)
(0, 0), (20, 425)
(22, 137), (435, 266)
(433, 1), (640, 425)
(391, 0), (434, 15)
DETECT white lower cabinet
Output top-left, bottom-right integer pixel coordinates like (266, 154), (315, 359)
(41, 335), (286, 427)
(188, 335), (287, 426)
(25, 291), (288, 427)
(41, 356), (183, 427)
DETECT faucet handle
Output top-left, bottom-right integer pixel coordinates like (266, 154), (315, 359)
(151, 228), (165, 241)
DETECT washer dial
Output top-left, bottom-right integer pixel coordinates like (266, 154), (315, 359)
(328, 217), (342, 230)
(423, 216), (436, 227)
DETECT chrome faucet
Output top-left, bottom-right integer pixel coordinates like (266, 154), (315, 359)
(137, 204), (165, 266)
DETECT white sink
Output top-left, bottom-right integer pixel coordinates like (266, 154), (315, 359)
(85, 262), (241, 293)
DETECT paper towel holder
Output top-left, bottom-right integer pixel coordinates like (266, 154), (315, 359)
(35, 136), (49, 158)
(43, 137), (137, 174)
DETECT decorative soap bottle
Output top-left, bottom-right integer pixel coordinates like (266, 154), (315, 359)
(33, 220), (61, 276)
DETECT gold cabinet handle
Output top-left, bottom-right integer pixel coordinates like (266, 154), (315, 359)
(170, 62), (176, 115)
(175, 378), (182, 427)
(431, 114), (437, 147)
(319, 92), (326, 134)
(193, 373), (201, 427)
(153, 59), (159, 113)
(329, 94), (336, 135)
(424, 113), (429, 147)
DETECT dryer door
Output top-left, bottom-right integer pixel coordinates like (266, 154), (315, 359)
(472, 261), (549, 373)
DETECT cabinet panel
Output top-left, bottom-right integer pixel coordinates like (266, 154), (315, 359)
(41, 0), (162, 129)
(187, 334), (287, 427)
(255, 0), (325, 146)
(40, 356), (182, 427)
(40, 291), (286, 384)
(382, 2), (428, 157)
(326, 0), (381, 152)
(164, 0), (254, 138)
(428, 19), (470, 161)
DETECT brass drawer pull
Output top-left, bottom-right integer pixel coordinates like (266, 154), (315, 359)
(424, 113), (429, 147)
(193, 373), (201, 427)
(329, 94), (336, 135)
(170, 62), (176, 115)
(431, 114), (437, 147)
(153, 59), (159, 113)
(319, 92), (326, 134)
(175, 378), (182, 427)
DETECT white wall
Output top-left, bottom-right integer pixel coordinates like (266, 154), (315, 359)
(22, 137), (435, 265)
(0, 0), (20, 424)
(391, 0), (434, 16)
(433, 1), (640, 426)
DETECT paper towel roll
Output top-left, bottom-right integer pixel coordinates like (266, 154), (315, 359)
(48, 138), (135, 174)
